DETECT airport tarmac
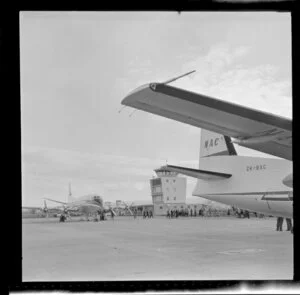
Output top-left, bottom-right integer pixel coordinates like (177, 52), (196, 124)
(22, 216), (293, 281)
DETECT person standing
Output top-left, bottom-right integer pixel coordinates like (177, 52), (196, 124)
(276, 217), (283, 231)
(286, 218), (292, 231)
(240, 210), (244, 218)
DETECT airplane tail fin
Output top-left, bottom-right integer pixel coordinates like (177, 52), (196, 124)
(158, 129), (236, 181)
(200, 129), (237, 158)
(67, 182), (76, 202)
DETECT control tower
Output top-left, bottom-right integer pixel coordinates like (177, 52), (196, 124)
(150, 168), (187, 216)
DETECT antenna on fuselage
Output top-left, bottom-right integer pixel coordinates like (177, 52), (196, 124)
(68, 182), (72, 203)
(129, 109), (138, 117)
(118, 105), (127, 113)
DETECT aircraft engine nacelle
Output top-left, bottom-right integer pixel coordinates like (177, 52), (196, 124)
(43, 200), (48, 213)
(93, 195), (103, 206)
(282, 173), (293, 188)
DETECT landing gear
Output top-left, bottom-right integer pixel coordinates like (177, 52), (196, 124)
(59, 214), (66, 222)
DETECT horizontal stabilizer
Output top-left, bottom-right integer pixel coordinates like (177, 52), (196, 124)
(160, 165), (232, 180)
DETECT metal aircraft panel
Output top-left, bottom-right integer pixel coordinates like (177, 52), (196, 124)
(122, 83), (292, 160)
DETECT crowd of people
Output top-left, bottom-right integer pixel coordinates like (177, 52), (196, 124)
(59, 205), (293, 234)
(165, 207), (259, 219)
(233, 208), (251, 218)
(142, 210), (153, 218)
(166, 207), (218, 218)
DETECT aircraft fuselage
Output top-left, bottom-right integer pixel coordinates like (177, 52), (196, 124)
(193, 156), (292, 218)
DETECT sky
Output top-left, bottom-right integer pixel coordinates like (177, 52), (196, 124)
(20, 11), (292, 206)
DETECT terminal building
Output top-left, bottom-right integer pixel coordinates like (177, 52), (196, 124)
(150, 168), (188, 216)
(149, 167), (230, 216)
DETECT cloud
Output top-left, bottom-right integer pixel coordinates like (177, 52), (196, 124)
(173, 44), (291, 118)
(134, 181), (148, 191)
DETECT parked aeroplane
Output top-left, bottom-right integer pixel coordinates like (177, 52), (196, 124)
(121, 78), (292, 220)
(44, 183), (116, 221)
(45, 194), (117, 221)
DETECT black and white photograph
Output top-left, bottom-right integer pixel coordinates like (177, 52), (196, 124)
(20, 11), (293, 282)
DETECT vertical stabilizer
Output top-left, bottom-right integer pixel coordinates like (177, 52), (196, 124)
(68, 182), (74, 203)
(200, 129), (237, 158)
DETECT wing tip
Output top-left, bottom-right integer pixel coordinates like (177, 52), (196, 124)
(121, 83), (154, 106)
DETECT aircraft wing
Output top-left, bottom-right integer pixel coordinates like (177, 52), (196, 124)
(74, 203), (101, 209)
(44, 198), (67, 205)
(121, 83), (292, 160)
(160, 165), (232, 180)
